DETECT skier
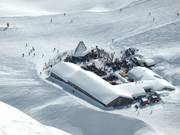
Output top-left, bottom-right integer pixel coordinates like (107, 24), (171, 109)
(33, 53), (35, 57)
(149, 12), (151, 16)
(50, 18), (53, 23)
(177, 13), (179, 17)
(6, 22), (10, 28)
(64, 13), (66, 16)
(25, 43), (28, 47)
(22, 53), (25, 57)
(53, 48), (56, 52)
(32, 47), (35, 51)
(42, 54), (44, 58)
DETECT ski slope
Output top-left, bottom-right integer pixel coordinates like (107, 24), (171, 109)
(0, 0), (180, 135)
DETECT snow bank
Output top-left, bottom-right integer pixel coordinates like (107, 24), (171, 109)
(0, 101), (71, 135)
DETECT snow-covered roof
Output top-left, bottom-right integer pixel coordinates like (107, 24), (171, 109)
(114, 82), (146, 98)
(136, 80), (175, 92)
(128, 67), (175, 91)
(0, 102), (71, 135)
(50, 62), (132, 105)
(73, 41), (90, 57)
(128, 66), (161, 81)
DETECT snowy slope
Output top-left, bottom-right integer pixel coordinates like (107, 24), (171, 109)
(0, 0), (180, 135)
(0, 0), (140, 16)
(0, 56), (157, 135)
(0, 101), (71, 135)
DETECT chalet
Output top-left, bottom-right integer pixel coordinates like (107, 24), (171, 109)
(49, 62), (133, 108)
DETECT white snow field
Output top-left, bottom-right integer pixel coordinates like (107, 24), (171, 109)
(0, 101), (71, 135)
(0, 0), (180, 135)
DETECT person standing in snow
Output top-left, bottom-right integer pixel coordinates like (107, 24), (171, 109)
(25, 43), (28, 47)
(149, 12), (151, 16)
(6, 22), (10, 28)
(50, 18), (53, 23)
(32, 47), (35, 51)
(134, 104), (139, 112)
(177, 13), (179, 17)
(22, 53), (25, 57)
(112, 38), (114, 43)
(53, 48), (56, 52)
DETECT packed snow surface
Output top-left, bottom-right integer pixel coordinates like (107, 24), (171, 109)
(0, 0), (180, 135)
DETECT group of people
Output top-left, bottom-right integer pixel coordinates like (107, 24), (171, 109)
(21, 43), (64, 75)
(22, 43), (36, 57)
(42, 48), (62, 71)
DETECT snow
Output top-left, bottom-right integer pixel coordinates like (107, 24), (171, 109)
(0, 101), (71, 135)
(128, 66), (175, 91)
(139, 80), (175, 92)
(128, 66), (162, 81)
(0, 0), (180, 135)
(50, 62), (132, 105)
(114, 82), (146, 98)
